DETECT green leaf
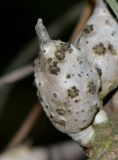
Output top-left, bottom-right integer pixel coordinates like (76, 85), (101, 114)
(106, 0), (118, 18)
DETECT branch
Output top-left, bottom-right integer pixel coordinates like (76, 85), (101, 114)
(89, 114), (118, 160)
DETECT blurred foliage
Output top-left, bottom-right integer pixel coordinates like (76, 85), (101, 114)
(1, 0), (86, 150)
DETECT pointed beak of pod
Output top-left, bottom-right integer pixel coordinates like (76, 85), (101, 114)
(35, 18), (51, 50)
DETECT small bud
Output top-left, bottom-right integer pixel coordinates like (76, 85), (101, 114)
(93, 110), (108, 125)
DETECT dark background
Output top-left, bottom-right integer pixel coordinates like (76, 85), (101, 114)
(0, 0), (85, 150)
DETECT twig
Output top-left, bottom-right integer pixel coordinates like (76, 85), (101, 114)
(6, 103), (42, 149)
(0, 64), (33, 86)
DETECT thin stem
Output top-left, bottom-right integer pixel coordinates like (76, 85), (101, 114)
(6, 103), (42, 149)
(0, 64), (33, 86)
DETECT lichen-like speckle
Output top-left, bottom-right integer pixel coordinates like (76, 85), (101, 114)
(64, 42), (73, 53)
(108, 43), (117, 55)
(59, 119), (66, 127)
(49, 61), (60, 75)
(66, 74), (71, 79)
(55, 51), (65, 60)
(83, 24), (94, 35)
(47, 57), (53, 62)
(61, 42), (73, 54)
(93, 43), (106, 55)
(87, 81), (96, 94)
(56, 108), (65, 115)
(67, 86), (79, 98)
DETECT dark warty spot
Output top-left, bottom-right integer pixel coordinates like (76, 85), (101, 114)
(111, 31), (116, 36)
(45, 105), (49, 108)
(49, 61), (60, 75)
(55, 51), (65, 60)
(47, 57), (53, 62)
(108, 43), (117, 55)
(78, 74), (81, 77)
(59, 119), (66, 127)
(87, 81), (96, 94)
(56, 108), (65, 115)
(53, 93), (57, 97)
(67, 86), (79, 98)
(50, 113), (54, 118)
(75, 99), (79, 103)
(93, 42), (106, 55)
(82, 119), (87, 123)
(95, 67), (102, 77)
(83, 24), (94, 35)
(77, 47), (81, 51)
(66, 74), (71, 79)
(81, 109), (85, 113)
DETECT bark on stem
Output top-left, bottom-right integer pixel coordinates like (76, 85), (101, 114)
(89, 114), (118, 160)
